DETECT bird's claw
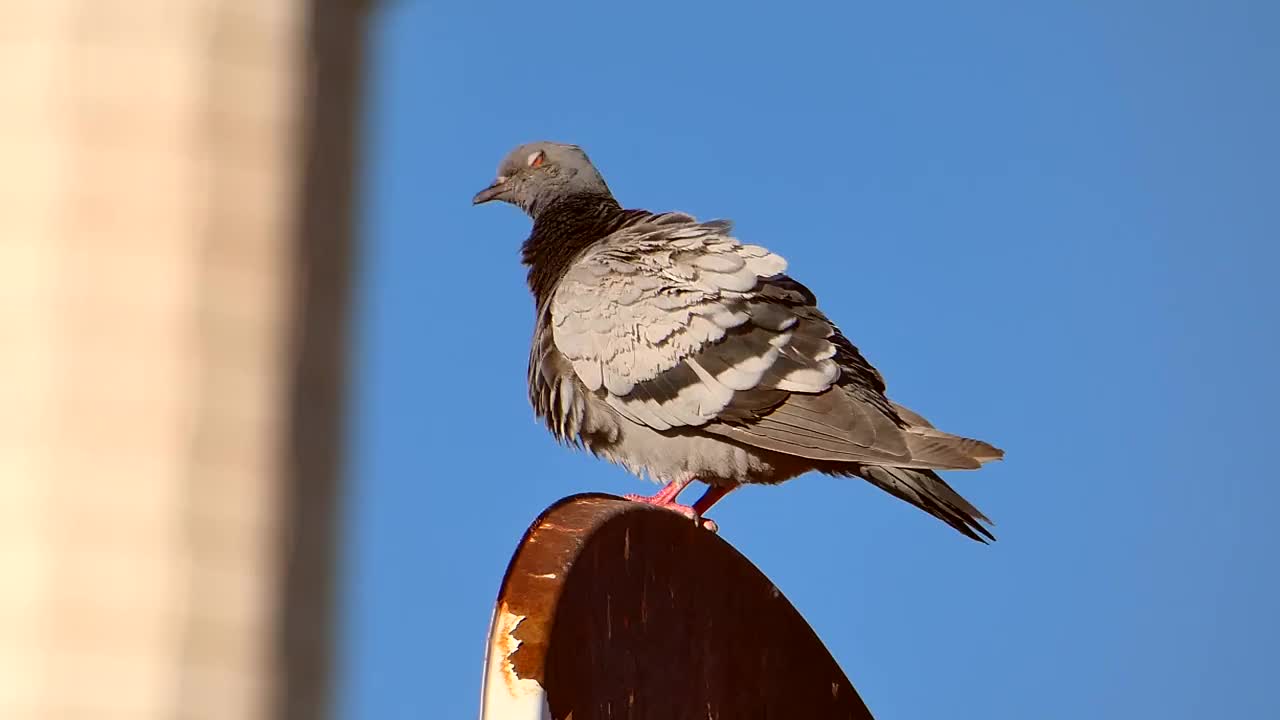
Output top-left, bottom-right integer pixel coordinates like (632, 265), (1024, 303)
(622, 493), (718, 532)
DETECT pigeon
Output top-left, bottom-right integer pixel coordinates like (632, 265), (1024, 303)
(474, 141), (1004, 541)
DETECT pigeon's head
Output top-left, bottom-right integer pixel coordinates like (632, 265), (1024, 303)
(472, 141), (613, 217)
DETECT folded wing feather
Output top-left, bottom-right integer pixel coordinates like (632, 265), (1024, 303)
(549, 215), (1001, 470)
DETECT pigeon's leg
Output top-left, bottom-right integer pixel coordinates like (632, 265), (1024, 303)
(622, 475), (717, 530)
(691, 483), (738, 517)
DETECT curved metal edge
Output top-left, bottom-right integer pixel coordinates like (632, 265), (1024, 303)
(478, 493), (629, 720)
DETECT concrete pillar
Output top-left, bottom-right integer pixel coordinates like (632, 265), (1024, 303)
(0, 2), (362, 717)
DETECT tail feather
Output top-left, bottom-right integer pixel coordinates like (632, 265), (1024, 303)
(891, 400), (1005, 469)
(855, 465), (995, 542)
(905, 429), (1005, 468)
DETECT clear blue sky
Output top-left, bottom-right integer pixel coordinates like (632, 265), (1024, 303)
(338, 2), (1279, 717)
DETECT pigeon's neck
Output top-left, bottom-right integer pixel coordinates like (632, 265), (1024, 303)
(523, 194), (647, 306)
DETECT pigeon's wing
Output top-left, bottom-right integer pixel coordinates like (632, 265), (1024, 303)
(550, 216), (995, 469)
(550, 216), (811, 425)
(696, 280), (1002, 469)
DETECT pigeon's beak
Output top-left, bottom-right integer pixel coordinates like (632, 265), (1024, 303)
(472, 178), (507, 205)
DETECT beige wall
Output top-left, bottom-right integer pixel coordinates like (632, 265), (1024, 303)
(0, 2), (315, 717)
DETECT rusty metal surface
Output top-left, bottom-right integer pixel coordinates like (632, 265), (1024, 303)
(482, 494), (874, 720)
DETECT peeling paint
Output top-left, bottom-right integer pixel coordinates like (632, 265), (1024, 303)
(479, 602), (551, 720)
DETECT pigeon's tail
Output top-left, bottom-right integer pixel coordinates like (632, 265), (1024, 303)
(853, 465), (995, 542)
(891, 400), (1005, 470)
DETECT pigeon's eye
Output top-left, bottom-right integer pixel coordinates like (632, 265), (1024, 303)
(527, 150), (546, 168)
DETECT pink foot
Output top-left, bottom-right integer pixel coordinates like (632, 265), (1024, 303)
(622, 490), (718, 532)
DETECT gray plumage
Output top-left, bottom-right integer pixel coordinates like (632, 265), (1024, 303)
(475, 141), (1004, 541)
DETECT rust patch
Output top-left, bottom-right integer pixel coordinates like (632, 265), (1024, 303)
(491, 494), (642, 686)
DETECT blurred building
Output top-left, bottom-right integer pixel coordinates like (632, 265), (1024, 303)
(0, 1), (369, 717)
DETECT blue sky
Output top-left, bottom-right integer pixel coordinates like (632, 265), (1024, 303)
(339, 2), (1279, 717)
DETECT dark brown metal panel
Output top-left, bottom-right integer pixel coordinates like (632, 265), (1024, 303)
(276, 2), (371, 718)
(486, 494), (875, 720)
